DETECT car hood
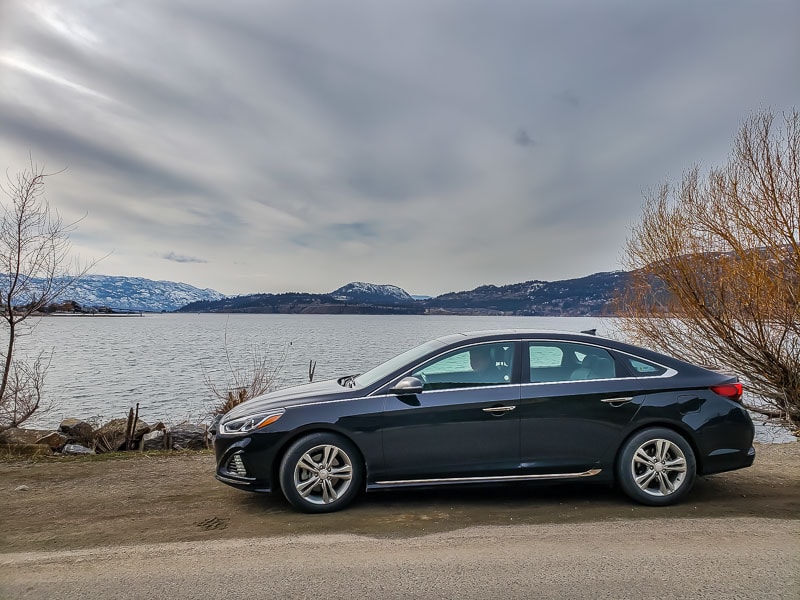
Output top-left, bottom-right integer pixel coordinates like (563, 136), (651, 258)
(222, 378), (356, 419)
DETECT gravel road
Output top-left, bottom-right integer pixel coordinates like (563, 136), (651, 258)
(1, 518), (798, 599)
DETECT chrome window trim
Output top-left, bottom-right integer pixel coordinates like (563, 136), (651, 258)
(521, 372), (677, 388)
(375, 468), (602, 487)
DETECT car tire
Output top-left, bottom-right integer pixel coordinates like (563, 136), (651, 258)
(279, 432), (363, 513)
(617, 427), (696, 506)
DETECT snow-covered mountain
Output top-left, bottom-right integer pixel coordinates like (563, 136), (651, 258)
(330, 282), (415, 304)
(58, 275), (226, 312)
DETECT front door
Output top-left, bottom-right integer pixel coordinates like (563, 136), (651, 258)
(379, 341), (521, 481)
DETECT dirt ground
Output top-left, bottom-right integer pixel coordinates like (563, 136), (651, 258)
(0, 442), (797, 553)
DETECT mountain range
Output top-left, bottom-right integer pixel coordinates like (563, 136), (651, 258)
(47, 271), (631, 316)
(176, 271), (630, 316)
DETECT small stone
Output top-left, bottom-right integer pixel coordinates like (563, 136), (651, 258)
(14, 485), (29, 492)
(169, 424), (208, 450)
(139, 430), (166, 451)
(62, 444), (95, 455)
(35, 431), (69, 450)
(59, 418), (94, 445)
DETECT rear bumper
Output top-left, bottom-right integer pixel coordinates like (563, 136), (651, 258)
(701, 445), (755, 476)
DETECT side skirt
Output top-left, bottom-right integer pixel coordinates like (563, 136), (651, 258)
(368, 468), (602, 489)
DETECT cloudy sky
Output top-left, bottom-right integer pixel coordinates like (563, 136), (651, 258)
(0, 1), (797, 296)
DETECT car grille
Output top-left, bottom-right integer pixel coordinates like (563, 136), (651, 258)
(226, 453), (248, 477)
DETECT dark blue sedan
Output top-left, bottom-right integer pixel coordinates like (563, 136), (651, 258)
(213, 330), (755, 512)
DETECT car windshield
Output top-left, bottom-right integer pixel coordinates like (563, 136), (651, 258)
(354, 339), (445, 387)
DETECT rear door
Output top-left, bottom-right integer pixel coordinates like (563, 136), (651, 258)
(518, 340), (645, 474)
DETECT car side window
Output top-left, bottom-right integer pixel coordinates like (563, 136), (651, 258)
(529, 342), (617, 382)
(626, 357), (668, 377)
(412, 343), (514, 390)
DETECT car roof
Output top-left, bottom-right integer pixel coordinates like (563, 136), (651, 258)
(434, 329), (599, 344)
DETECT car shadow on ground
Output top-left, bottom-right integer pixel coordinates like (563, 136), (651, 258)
(231, 472), (798, 538)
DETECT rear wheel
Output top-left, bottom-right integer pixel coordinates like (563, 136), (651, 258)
(617, 428), (696, 506)
(279, 432), (363, 513)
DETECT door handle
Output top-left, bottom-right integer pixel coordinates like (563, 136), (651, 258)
(600, 397), (633, 404)
(482, 406), (516, 414)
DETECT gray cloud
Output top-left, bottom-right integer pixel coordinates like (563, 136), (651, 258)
(0, 103), (210, 198)
(514, 129), (535, 147)
(291, 221), (381, 249)
(1, 0), (798, 296)
(163, 252), (208, 264)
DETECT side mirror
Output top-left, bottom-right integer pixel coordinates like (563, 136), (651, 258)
(389, 376), (423, 395)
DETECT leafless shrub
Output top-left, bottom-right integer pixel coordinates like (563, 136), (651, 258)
(617, 108), (799, 427)
(0, 350), (52, 429)
(203, 328), (287, 417)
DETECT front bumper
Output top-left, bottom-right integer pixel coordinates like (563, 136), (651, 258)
(214, 434), (274, 493)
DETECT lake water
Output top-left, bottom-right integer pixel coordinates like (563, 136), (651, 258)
(14, 313), (793, 442)
(15, 313), (606, 424)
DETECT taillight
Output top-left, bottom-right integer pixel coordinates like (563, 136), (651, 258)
(710, 382), (743, 402)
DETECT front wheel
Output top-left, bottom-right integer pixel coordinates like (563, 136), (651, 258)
(617, 428), (696, 506)
(279, 432), (364, 513)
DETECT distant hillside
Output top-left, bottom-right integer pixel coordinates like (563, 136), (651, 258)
(56, 275), (226, 312)
(179, 290), (423, 315)
(177, 273), (630, 316)
(427, 271), (630, 316)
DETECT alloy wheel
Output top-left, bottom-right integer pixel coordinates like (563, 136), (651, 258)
(292, 443), (354, 505)
(629, 438), (688, 497)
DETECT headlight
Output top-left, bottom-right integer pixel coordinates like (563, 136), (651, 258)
(220, 409), (285, 435)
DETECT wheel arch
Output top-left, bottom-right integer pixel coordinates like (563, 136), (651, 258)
(613, 421), (703, 477)
(270, 426), (368, 494)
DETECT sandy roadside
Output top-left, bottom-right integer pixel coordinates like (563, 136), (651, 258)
(0, 442), (797, 553)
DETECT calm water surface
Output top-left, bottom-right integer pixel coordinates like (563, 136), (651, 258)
(16, 313), (792, 442)
(19, 314), (604, 425)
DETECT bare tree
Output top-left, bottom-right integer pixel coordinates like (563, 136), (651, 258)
(618, 108), (799, 427)
(0, 161), (92, 431)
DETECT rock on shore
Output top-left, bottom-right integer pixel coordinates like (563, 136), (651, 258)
(0, 417), (209, 456)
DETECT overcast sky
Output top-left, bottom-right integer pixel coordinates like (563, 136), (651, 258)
(0, 1), (797, 296)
